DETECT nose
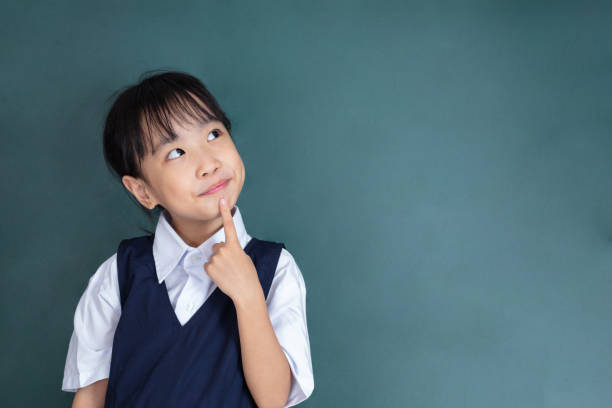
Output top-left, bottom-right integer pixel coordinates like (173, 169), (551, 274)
(195, 147), (221, 178)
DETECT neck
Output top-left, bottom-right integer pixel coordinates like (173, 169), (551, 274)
(165, 207), (236, 248)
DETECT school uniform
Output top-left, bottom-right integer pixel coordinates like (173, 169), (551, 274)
(61, 205), (314, 407)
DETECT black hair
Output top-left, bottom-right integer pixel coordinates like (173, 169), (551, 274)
(102, 69), (232, 234)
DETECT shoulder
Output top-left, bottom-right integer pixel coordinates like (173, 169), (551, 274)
(70, 252), (122, 352)
(278, 247), (304, 279)
(88, 252), (117, 281)
(86, 252), (118, 296)
(117, 234), (153, 257)
(269, 247), (307, 298)
(74, 252), (120, 320)
(277, 247), (299, 272)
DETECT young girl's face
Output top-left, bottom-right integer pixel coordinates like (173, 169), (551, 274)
(122, 114), (245, 226)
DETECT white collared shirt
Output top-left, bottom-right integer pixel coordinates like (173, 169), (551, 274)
(62, 205), (314, 407)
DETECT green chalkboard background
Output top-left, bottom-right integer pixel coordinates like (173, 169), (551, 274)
(2, 1), (612, 406)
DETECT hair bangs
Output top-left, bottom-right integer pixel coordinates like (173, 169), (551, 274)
(139, 86), (221, 157)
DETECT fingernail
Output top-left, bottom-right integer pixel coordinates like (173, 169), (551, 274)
(220, 198), (226, 207)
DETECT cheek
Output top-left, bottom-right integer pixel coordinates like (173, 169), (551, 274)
(234, 155), (245, 181)
(158, 171), (190, 196)
(235, 160), (245, 190)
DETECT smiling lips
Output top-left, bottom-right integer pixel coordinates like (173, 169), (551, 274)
(200, 179), (230, 195)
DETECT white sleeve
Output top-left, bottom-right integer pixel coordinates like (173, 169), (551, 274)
(266, 248), (315, 407)
(61, 253), (121, 392)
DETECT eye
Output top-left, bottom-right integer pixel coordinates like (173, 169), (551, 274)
(207, 129), (222, 141)
(167, 148), (185, 160)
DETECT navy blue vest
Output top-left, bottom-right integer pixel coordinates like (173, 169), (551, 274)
(104, 234), (286, 407)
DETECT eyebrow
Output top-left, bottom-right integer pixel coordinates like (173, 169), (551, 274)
(152, 138), (173, 156)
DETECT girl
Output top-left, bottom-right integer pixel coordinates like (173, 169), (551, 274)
(61, 70), (314, 407)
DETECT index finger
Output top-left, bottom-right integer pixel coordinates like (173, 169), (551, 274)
(219, 197), (238, 245)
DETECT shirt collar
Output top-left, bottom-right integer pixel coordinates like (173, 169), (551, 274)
(152, 204), (251, 283)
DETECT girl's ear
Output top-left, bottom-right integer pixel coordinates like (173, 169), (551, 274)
(121, 175), (158, 210)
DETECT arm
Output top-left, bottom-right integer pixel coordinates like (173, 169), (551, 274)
(264, 249), (315, 406)
(72, 378), (108, 408)
(234, 290), (292, 408)
(62, 254), (120, 403)
(207, 201), (291, 407)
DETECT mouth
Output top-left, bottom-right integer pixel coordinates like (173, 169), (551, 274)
(200, 179), (230, 195)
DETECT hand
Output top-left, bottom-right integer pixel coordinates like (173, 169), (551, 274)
(204, 197), (263, 304)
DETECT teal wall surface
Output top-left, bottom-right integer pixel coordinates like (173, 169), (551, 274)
(1, 1), (612, 406)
